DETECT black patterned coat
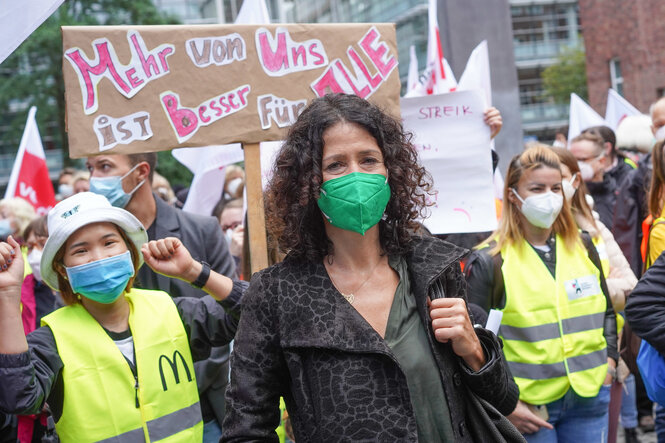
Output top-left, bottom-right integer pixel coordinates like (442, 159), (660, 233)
(222, 236), (520, 442)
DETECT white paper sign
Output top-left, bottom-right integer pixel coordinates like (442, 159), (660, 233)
(260, 140), (284, 190)
(401, 90), (497, 234)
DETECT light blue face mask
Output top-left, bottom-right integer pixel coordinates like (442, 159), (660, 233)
(65, 251), (135, 304)
(89, 164), (145, 208)
(0, 219), (12, 238)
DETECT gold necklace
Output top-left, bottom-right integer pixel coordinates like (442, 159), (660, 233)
(327, 257), (384, 304)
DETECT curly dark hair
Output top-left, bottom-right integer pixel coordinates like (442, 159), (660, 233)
(265, 93), (433, 262)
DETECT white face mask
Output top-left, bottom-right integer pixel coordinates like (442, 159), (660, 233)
(224, 228), (234, 247)
(27, 248), (43, 282)
(562, 174), (578, 201)
(512, 189), (564, 229)
(578, 161), (595, 182)
(656, 126), (665, 141)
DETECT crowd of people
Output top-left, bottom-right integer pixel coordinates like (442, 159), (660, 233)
(0, 93), (664, 442)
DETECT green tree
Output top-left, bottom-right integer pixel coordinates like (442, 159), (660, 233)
(541, 44), (588, 104)
(0, 0), (178, 166)
(156, 151), (194, 189)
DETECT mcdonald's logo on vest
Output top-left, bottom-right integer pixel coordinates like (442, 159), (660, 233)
(159, 350), (193, 391)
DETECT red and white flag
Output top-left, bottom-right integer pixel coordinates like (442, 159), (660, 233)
(5, 107), (56, 215)
(409, 0), (456, 96)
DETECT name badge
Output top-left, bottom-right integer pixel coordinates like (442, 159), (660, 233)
(564, 275), (601, 301)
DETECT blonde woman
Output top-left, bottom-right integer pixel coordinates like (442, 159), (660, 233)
(465, 146), (618, 441)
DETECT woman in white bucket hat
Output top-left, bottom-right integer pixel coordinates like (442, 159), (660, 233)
(0, 192), (245, 442)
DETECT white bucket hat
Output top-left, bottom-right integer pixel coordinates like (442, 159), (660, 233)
(40, 192), (148, 291)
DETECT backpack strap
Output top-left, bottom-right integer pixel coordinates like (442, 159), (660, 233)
(580, 230), (603, 274)
(490, 252), (505, 310)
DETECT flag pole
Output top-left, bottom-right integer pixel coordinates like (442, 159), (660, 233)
(242, 142), (269, 275)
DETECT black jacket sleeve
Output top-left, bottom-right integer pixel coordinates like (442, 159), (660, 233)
(464, 249), (496, 312)
(222, 271), (285, 442)
(625, 250), (665, 356)
(0, 327), (62, 417)
(438, 264), (518, 417)
(175, 280), (247, 361)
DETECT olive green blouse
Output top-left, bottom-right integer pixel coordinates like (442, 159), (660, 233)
(384, 255), (455, 442)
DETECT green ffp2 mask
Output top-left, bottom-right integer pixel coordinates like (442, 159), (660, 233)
(317, 172), (391, 235)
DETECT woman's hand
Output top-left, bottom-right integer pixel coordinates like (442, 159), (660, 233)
(0, 236), (24, 299)
(507, 401), (553, 434)
(484, 107), (503, 139)
(142, 237), (201, 284)
(229, 225), (244, 258)
(429, 297), (486, 371)
(0, 236), (28, 354)
(604, 358), (617, 385)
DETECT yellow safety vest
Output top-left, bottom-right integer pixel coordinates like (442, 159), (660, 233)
(499, 235), (608, 405)
(42, 288), (203, 442)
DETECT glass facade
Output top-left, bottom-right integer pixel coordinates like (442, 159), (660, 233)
(152, 0), (430, 89)
(510, 0), (580, 141)
(284, 0), (428, 89)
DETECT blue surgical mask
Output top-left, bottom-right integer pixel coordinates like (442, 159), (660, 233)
(65, 251), (135, 304)
(89, 164), (145, 208)
(0, 219), (12, 238)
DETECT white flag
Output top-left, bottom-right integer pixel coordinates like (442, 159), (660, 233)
(0, 0), (64, 64)
(172, 145), (244, 216)
(405, 45), (420, 97)
(234, 0), (271, 24)
(567, 93), (607, 143)
(605, 88), (640, 131)
(457, 40), (491, 107)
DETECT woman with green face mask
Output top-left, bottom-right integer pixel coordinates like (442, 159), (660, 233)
(222, 93), (521, 443)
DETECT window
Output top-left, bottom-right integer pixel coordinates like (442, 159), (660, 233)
(610, 58), (624, 96)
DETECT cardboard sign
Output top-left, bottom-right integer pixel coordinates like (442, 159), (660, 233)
(401, 90), (497, 234)
(62, 24), (400, 158)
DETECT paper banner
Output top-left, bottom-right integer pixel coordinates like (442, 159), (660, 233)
(62, 24), (400, 158)
(401, 90), (496, 234)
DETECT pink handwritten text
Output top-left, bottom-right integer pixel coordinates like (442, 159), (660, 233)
(160, 84), (251, 143)
(65, 30), (174, 115)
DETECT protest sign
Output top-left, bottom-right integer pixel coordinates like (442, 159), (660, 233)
(401, 89), (497, 234)
(62, 24), (400, 158)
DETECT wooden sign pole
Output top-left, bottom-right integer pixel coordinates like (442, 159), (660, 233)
(243, 142), (269, 276)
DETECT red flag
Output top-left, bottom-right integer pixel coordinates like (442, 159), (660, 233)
(5, 107), (56, 215)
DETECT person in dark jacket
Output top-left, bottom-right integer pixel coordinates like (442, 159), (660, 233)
(582, 125), (635, 187)
(570, 132), (618, 230)
(0, 192), (246, 442)
(613, 153), (651, 277)
(625, 248), (665, 442)
(222, 94), (521, 443)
